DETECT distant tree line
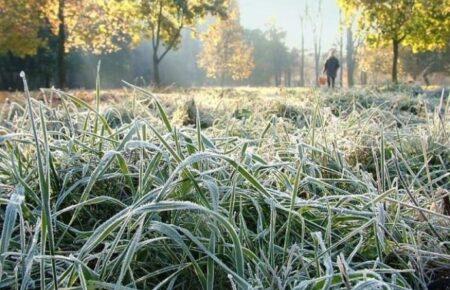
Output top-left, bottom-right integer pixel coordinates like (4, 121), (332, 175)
(0, 0), (448, 90)
(1, 28), (447, 91)
(0, 1), (299, 91)
(0, 32), (209, 90)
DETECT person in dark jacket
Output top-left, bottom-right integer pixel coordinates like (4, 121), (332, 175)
(323, 49), (340, 88)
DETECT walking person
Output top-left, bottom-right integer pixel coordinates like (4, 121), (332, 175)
(323, 49), (340, 88)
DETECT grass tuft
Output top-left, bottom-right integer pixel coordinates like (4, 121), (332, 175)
(0, 84), (448, 289)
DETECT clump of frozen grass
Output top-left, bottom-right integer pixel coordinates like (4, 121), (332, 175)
(0, 77), (449, 289)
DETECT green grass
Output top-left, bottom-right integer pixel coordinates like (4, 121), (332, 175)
(0, 78), (449, 289)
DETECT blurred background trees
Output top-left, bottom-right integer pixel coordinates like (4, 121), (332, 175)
(339, 0), (450, 83)
(197, 0), (254, 87)
(0, 0), (448, 90)
(132, 0), (228, 86)
(0, 0), (138, 88)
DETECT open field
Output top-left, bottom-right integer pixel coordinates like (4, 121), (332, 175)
(0, 83), (449, 289)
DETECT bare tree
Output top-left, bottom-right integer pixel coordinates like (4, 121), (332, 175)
(308, 0), (323, 87)
(339, 10), (344, 87)
(346, 18), (364, 87)
(299, 4), (306, 87)
(346, 27), (355, 87)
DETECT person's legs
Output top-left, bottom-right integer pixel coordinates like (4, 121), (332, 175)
(331, 76), (335, 88)
(327, 75), (331, 87)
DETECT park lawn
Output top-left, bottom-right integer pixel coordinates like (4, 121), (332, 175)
(0, 85), (449, 289)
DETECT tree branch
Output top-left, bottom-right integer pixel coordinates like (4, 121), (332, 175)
(157, 27), (182, 63)
(153, 1), (163, 50)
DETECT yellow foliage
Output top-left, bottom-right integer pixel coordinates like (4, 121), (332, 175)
(1, 0), (228, 60)
(0, 0), (140, 57)
(338, 0), (450, 52)
(0, 0), (46, 56)
(197, 0), (254, 81)
(43, 0), (140, 54)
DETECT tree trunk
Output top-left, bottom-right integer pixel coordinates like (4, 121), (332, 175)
(288, 70), (291, 87)
(299, 17), (305, 87)
(423, 73), (430, 86)
(392, 39), (399, 83)
(339, 38), (343, 87)
(45, 73), (51, 88)
(312, 0), (323, 87)
(339, 11), (343, 87)
(220, 71), (225, 88)
(286, 69), (291, 87)
(314, 52), (320, 87)
(346, 27), (355, 87)
(300, 46), (305, 86)
(360, 71), (367, 85)
(152, 52), (161, 86)
(275, 72), (281, 87)
(420, 64), (433, 86)
(57, 0), (66, 88)
(220, 71), (226, 97)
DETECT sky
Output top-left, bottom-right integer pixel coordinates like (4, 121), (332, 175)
(238, 0), (341, 52)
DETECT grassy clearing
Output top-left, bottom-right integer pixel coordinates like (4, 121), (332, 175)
(0, 80), (449, 289)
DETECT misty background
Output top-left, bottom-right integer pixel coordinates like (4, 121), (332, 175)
(0, 0), (348, 90)
(0, 0), (448, 90)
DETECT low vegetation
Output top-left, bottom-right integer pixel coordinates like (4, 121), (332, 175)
(0, 80), (449, 289)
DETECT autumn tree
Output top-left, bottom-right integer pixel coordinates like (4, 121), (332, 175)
(197, 0), (254, 87)
(0, 0), (45, 57)
(359, 45), (398, 84)
(43, 0), (137, 87)
(401, 46), (450, 85)
(0, 0), (136, 88)
(126, 0), (227, 86)
(0, 0), (54, 89)
(339, 0), (450, 83)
